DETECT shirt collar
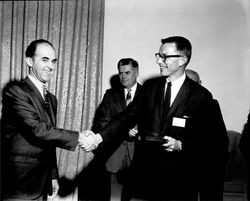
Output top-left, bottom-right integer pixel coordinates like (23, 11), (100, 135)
(167, 74), (186, 105)
(28, 74), (46, 98)
(124, 83), (138, 99)
(129, 83), (137, 92)
(170, 73), (186, 87)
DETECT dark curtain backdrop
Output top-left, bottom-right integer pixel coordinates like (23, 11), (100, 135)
(0, 0), (104, 200)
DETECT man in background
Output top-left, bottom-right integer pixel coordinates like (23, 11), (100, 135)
(185, 68), (202, 85)
(94, 36), (228, 200)
(186, 68), (229, 200)
(239, 110), (250, 200)
(1, 39), (100, 201)
(92, 58), (141, 200)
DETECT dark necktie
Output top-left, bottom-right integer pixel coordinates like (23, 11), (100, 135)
(43, 85), (50, 110)
(163, 81), (171, 117)
(125, 88), (133, 169)
(126, 88), (132, 106)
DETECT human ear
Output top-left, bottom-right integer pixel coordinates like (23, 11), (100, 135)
(25, 57), (33, 67)
(179, 56), (188, 66)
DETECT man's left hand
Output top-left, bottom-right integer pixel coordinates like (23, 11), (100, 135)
(162, 136), (182, 152)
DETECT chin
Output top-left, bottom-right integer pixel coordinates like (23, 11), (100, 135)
(160, 72), (168, 76)
(43, 77), (51, 83)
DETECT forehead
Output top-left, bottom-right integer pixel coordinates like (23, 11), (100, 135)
(159, 42), (178, 54)
(35, 43), (56, 58)
(119, 64), (136, 72)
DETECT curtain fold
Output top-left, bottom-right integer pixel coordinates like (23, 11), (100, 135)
(0, 0), (104, 200)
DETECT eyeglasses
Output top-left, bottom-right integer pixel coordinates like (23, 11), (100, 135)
(155, 53), (182, 62)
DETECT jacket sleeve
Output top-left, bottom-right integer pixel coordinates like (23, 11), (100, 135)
(91, 90), (112, 133)
(210, 99), (229, 162)
(51, 149), (59, 179)
(2, 82), (79, 151)
(98, 88), (143, 146)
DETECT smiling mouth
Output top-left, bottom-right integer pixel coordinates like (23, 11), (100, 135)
(44, 72), (51, 76)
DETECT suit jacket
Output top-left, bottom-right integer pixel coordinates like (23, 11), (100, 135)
(99, 76), (228, 200)
(198, 99), (229, 201)
(239, 110), (250, 199)
(92, 83), (142, 172)
(1, 77), (79, 200)
(239, 111), (250, 157)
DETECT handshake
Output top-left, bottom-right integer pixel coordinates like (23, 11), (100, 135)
(78, 130), (103, 152)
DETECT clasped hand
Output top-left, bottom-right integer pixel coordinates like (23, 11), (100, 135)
(78, 130), (102, 152)
(128, 127), (138, 137)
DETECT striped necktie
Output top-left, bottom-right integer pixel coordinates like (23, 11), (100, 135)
(126, 88), (132, 106)
(43, 85), (50, 109)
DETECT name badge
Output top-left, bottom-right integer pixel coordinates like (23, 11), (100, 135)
(172, 117), (186, 127)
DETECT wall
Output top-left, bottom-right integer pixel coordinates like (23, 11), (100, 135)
(103, 0), (250, 133)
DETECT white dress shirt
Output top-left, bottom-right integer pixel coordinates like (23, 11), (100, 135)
(124, 83), (138, 102)
(166, 73), (186, 106)
(28, 74), (47, 100)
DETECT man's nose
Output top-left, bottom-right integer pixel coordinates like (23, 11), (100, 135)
(47, 61), (55, 70)
(156, 57), (163, 64)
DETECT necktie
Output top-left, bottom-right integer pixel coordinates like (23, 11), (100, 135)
(125, 88), (133, 170)
(43, 85), (50, 109)
(126, 89), (132, 106)
(163, 81), (171, 117)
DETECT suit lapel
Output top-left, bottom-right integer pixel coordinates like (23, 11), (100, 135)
(25, 77), (47, 109)
(46, 93), (56, 125)
(117, 89), (127, 109)
(24, 77), (56, 125)
(158, 77), (167, 121)
(159, 77), (191, 133)
(167, 77), (190, 119)
(134, 83), (142, 97)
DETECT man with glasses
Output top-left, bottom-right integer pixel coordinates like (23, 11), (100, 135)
(93, 36), (228, 201)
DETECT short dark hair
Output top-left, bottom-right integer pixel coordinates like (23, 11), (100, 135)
(161, 36), (192, 65)
(117, 58), (139, 70)
(25, 39), (54, 58)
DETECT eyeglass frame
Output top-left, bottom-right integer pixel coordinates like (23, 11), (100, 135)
(155, 53), (182, 62)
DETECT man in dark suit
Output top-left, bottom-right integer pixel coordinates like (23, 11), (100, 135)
(92, 36), (228, 201)
(91, 58), (141, 200)
(1, 39), (100, 200)
(186, 68), (228, 200)
(239, 110), (250, 200)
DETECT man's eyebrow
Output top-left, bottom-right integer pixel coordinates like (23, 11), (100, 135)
(42, 57), (49, 60)
(119, 71), (129, 74)
(41, 57), (57, 62)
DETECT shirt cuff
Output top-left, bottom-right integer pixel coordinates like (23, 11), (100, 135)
(96, 133), (103, 144)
